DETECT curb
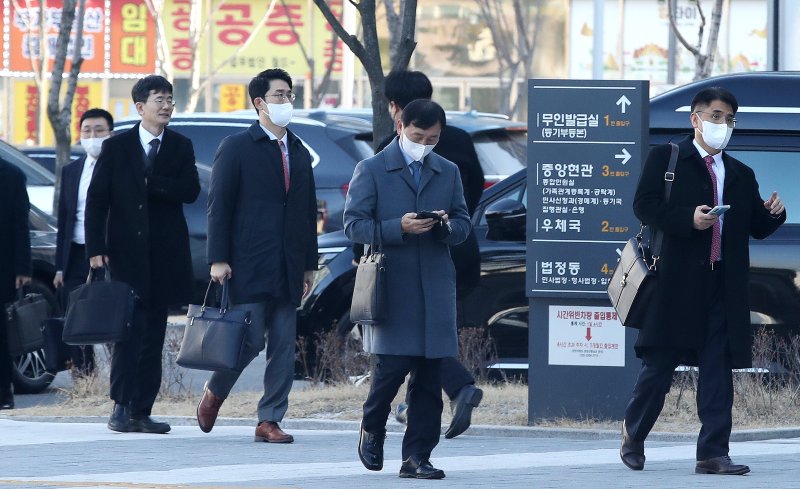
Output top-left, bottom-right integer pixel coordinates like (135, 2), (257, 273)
(4, 414), (800, 442)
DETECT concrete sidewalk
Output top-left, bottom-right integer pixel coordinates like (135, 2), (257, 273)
(1, 417), (799, 489)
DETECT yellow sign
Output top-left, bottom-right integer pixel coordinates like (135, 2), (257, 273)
(219, 84), (247, 112)
(13, 81), (103, 146)
(162, 0), (347, 77)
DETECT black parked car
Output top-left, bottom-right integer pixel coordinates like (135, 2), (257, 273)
(297, 108), (528, 187)
(12, 204), (63, 394)
(299, 72), (800, 375)
(1, 139), (56, 215)
(17, 145), (83, 175)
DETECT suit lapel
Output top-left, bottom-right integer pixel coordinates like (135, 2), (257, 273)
(382, 140), (417, 193)
(66, 156), (85, 217)
(126, 124), (148, 193)
(417, 154), (442, 193)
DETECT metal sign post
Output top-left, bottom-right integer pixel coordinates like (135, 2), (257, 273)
(526, 79), (649, 421)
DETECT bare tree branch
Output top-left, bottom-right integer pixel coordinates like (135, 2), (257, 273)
(46, 0), (85, 214)
(313, 0), (367, 61)
(667, 0), (724, 80)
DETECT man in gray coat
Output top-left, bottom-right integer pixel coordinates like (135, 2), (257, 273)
(344, 99), (471, 479)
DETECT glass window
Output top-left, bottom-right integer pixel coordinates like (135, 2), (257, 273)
(433, 87), (461, 110)
(479, 182), (525, 226)
(472, 129), (528, 178)
(726, 150), (800, 225)
(0, 141), (54, 185)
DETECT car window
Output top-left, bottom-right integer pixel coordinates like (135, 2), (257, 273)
(0, 140), (54, 185)
(478, 182), (526, 226)
(29, 206), (56, 231)
(727, 149), (800, 225)
(471, 129), (527, 178)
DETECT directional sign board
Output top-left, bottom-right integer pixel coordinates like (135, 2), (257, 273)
(526, 80), (649, 299)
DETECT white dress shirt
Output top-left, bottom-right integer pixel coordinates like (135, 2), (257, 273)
(72, 155), (97, 245)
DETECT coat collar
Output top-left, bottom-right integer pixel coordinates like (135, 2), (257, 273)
(382, 138), (443, 193)
(246, 121), (301, 148)
(678, 135), (740, 190)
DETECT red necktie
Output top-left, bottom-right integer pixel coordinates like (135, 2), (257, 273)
(704, 155), (722, 263)
(278, 140), (290, 192)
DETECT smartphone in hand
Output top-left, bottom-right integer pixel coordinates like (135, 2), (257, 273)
(414, 211), (442, 220)
(707, 205), (730, 216)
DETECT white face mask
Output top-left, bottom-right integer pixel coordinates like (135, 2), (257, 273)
(80, 136), (109, 158)
(399, 132), (436, 161)
(699, 120), (733, 150)
(265, 102), (293, 127)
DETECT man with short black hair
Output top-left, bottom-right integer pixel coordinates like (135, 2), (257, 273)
(355, 70), (485, 439)
(197, 68), (318, 444)
(620, 87), (786, 475)
(86, 75), (200, 434)
(346, 99), (471, 479)
(54, 107), (116, 375)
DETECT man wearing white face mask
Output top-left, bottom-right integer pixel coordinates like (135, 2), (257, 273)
(200, 68), (317, 444)
(53, 108), (114, 375)
(345, 99), (471, 479)
(620, 87), (786, 476)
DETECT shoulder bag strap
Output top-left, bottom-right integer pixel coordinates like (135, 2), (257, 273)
(650, 142), (679, 260)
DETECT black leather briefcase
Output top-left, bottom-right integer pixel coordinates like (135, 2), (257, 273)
(5, 288), (48, 356)
(63, 267), (135, 345)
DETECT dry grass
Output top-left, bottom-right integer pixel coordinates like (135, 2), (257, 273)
(8, 375), (800, 432)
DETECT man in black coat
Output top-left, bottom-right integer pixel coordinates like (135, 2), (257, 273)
(620, 87), (786, 475)
(54, 108), (116, 375)
(86, 75), (200, 434)
(0, 161), (32, 410)
(196, 69), (317, 444)
(354, 70), (485, 439)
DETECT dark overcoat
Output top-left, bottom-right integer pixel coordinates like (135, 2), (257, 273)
(0, 162), (31, 304)
(344, 140), (471, 359)
(55, 155), (85, 275)
(206, 122), (318, 306)
(633, 136), (786, 368)
(85, 124), (200, 309)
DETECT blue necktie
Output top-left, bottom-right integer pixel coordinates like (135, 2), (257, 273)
(410, 161), (422, 189)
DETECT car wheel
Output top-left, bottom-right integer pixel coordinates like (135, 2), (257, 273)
(12, 278), (59, 394)
(336, 309), (362, 341)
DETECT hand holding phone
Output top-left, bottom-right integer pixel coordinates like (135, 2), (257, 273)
(706, 205), (730, 216)
(414, 211), (442, 221)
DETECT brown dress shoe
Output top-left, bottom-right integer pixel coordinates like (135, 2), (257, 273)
(196, 385), (224, 433)
(255, 421), (294, 443)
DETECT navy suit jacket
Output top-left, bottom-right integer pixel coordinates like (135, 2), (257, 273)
(55, 155), (87, 275)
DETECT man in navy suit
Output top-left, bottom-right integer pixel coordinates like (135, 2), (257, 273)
(54, 108), (115, 375)
(197, 68), (317, 444)
(86, 75), (200, 434)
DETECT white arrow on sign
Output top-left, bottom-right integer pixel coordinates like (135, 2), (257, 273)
(616, 95), (631, 113)
(615, 148), (631, 165)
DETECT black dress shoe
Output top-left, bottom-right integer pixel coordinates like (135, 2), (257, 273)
(130, 415), (171, 434)
(399, 455), (445, 479)
(107, 404), (131, 432)
(0, 387), (14, 410)
(620, 420), (645, 470)
(358, 424), (385, 471)
(445, 384), (482, 439)
(696, 456), (750, 475)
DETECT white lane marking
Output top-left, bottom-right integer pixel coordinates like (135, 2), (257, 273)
(2, 419), (799, 484)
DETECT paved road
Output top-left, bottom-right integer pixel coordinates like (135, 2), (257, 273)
(1, 417), (800, 489)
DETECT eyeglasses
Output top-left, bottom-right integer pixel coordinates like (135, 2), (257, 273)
(695, 110), (736, 128)
(148, 97), (176, 108)
(79, 127), (111, 137)
(265, 91), (296, 103)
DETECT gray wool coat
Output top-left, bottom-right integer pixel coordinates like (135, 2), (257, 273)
(343, 139), (471, 359)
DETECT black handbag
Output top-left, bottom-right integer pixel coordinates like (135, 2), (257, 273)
(350, 224), (387, 325)
(607, 142), (678, 328)
(41, 318), (71, 372)
(5, 287), (48, 357)
(176, 280), (251, 371)
(63, 267), (135, 345)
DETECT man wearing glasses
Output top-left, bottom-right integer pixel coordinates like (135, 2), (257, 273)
(85, 75), (200, 434)
(54, 108), (116, 376)
(620, 87), (786, 475)
(197, 68), (317, 444)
